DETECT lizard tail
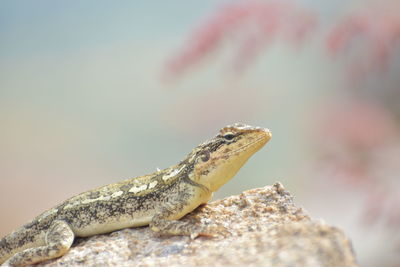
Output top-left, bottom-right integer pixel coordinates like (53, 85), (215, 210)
(0, 226), (44, 264)
(0, 233), (14, 264)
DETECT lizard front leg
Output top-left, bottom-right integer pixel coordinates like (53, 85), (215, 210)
(3, 220), (74, 266)
(149, 205), (208, 239)
(149, 190), (211, 239)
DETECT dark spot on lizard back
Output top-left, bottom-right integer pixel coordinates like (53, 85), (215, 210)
(87, 191), (101, 199)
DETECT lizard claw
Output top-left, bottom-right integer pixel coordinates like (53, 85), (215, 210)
(189, 226), (215, 239)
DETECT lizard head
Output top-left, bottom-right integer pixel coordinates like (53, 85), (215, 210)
(187, 123), (271, 192)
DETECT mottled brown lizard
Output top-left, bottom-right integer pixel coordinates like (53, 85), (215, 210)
(0, 123), (271, 266)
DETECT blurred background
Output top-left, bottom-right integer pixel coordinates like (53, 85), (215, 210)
(1, 1), (399, 266)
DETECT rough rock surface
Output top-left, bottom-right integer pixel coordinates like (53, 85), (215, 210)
(37, 183), (358, 267)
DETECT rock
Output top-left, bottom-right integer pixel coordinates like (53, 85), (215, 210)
(37, 183), (358, 267)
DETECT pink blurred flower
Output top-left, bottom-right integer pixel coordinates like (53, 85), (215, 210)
(317, 99), (398, 149)
(326, 11), (400, 81)
(315, 98), (400, 226)
(163, 0), (316, 80)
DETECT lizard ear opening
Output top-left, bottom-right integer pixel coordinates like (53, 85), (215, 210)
(200, 150), (210, 162)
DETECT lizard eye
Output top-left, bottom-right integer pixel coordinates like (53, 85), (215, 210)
(223, 132), (235, 141)
(200, 150), (210, 162)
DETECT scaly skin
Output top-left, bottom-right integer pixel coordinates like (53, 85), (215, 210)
(0, 123), (271, 266)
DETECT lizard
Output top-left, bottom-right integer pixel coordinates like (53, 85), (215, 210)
(0, 123), (271, 266)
